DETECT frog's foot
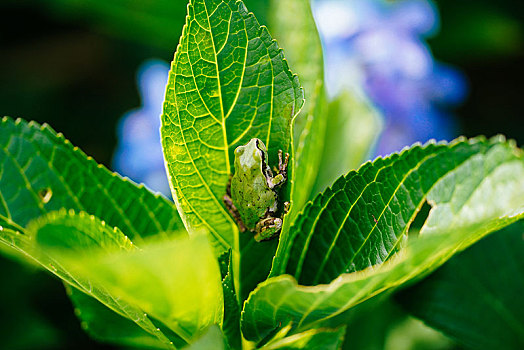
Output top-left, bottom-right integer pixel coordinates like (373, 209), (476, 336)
(223, 194), (247, 232)
(278, 150), (290, 172)
(254, 216), (283, 242)
(283, 201), (290, 214)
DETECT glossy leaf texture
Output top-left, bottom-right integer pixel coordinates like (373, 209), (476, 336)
(277, 136), (523, 283)
(0, 117), (184, 242)
(269, 0), (327, 217)
(242, 136), (524, 342)
(398, 221), (524, 349)
(161, 0), (304, 254)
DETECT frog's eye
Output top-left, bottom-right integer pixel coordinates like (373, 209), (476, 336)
(234, 146), (243, 155)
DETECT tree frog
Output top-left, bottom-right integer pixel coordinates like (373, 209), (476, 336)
(223, 138), (289, 242)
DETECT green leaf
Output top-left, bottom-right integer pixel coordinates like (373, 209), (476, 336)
(278, 137), (523, 283)
(0, 117), (184, 243)
(183, 325), (227, 350)
(220, 254), (242, 350)
(67, 233), (224, 345)
(242, 137), (524, 342)
(161, 0), (303, 255)
(30, 209), (135, 252)
(67, 286), (170, 349)
(269, 0), (327, 216)
(221, 276), (241, 349)
(398, 221), (524, 349)
(260, 327), (346, 350)
(0, 210), (182, 348)
(312, 90), (383, 195)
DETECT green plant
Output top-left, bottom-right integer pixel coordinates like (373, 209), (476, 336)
(1, 0), (523, 349)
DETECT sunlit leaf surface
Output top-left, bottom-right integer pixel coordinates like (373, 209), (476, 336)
(0, 117), (184, 242)
(161, 0), (303, 255)
(243, 137), (524, 342)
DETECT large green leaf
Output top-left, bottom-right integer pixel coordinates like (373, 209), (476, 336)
(161, 0), (303, 302)
(276, 137), (523, 283)
(398, 221), (524, 349)
(0, 210), (223, 347)
(242, 137), (524, 342)
(269, 0), (327, 216)
(0, 210), (182, 348)
(68, 233), (224, 345)
(0, 117), (184, 242)
(161, 0), (303, 253)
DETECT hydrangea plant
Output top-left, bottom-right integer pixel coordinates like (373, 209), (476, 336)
(1, 0), (523, 349)
(314, 0), (467, 155)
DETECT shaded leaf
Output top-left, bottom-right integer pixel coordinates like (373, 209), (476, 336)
(312, 90), (382, 195)
(398, 221), (524, 349)
(269, 0), (327, 216)
(0, 117), (184, 243)
(67, 233), (224, 345)
(0, 211), (181, 348)
(242, 137), (524, 342)
(67, 286), (169, 349)
(237, 234), (279, 302)
(221, 272), (241, 350)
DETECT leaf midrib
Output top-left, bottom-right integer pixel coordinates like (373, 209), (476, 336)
(169, 2), (232, 249)
(202, 0), (229, 170)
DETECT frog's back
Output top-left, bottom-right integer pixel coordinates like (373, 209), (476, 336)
(230, 139), (277, 230)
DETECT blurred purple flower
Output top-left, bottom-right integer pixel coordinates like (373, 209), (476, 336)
(113, 59), (171, 196)
(313, 0), (468, 155)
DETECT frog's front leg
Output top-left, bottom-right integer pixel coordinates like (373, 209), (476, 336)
(223, 193), (247, 232)
(267, 150), (290, 189)
(254, 216), (283, 242)
(278, 150), (290, 176)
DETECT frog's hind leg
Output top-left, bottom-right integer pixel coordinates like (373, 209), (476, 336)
(223, 194), (247, 232)
(225, 173), (233, 195)
(254, 215), (283, 242)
